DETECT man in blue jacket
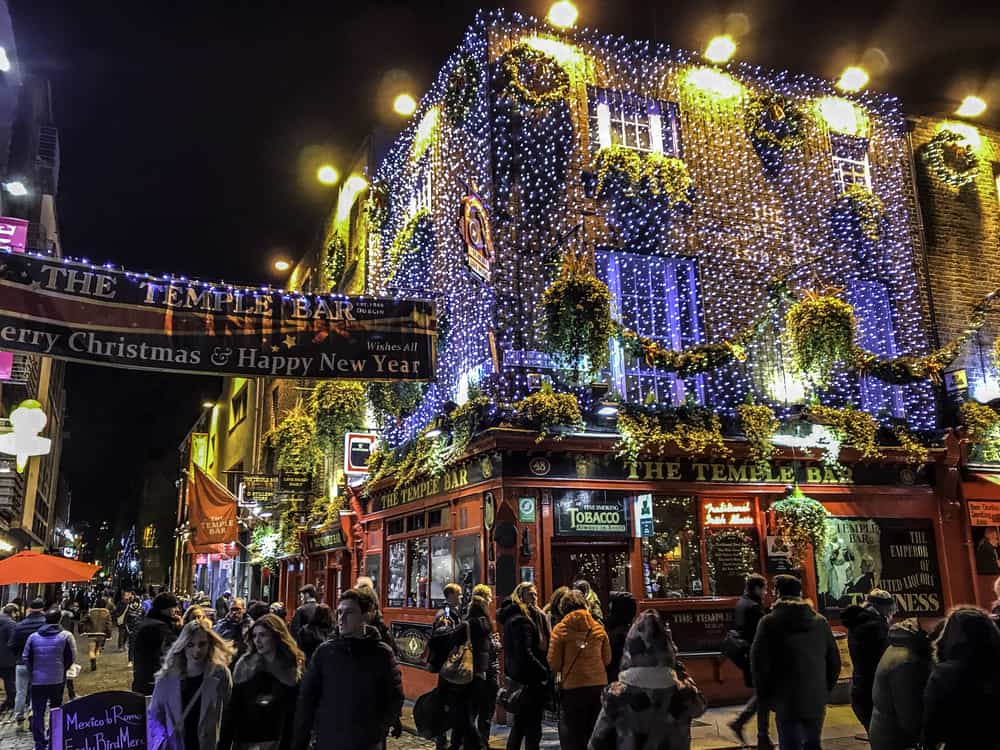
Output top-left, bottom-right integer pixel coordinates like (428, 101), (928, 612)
(23, 608), (76, 750)
(8, 598), (46, 733)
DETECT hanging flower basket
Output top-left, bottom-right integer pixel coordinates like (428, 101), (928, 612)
(921, 129), (979, 188)
(785, 292), (856, 386)
(771, 487), (829, 566)
(832, 184), (885, 246)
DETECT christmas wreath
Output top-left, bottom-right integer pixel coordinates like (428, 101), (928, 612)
(500, 43), (570, 108)
(444, 55), (479, 125)
(744, 93), (806, 151)
(921, 129), (979, 188)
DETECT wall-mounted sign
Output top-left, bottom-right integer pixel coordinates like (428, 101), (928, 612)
(306, 527), (346, 554)
(518, 497), (536, 523)
(703, 499), (755, 526)
(484, 492), (496, 530)
(634, 493), (653, 538)
(968, 501), (1000, 574)
(659, 608), (730, 653)
(370, 454), (499, 511)
(241, 473), (277, 506)
(345, 432), (377, 475)
(554, 490), (628, 536)
(390, 621), (433, 669)
(51, 690), (147, 750)
(458, 185), (494, 282)
(0, 217), (28, 253)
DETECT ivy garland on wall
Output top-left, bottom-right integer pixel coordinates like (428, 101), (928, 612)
(324, 235), (347, 292)
(444, 54), (479, 125)
(368, 381), (427, 425)
(616, 405), (731, 474)
(308, 381), (366, 453)
(744, 93), (806, 152)
(737, 402), (779, 471)
(803, 404), (882, 461)
(500, 43), (570, 108)
(265, 401), (322, 475)
(771, 486), (829, 567)
(921, 129), (979, 188)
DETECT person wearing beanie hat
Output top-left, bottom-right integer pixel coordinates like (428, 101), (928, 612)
(131, 591), (181, 696)
(589, 610), (706, 750)
(841, 588), (896, 733)
(751, 575), (840, 750)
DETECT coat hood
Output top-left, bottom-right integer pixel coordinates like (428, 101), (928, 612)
(888, 619), (931, 653)
(769, 598), (822, 632)
(560, 608), (597, 633)
(619, 610), (675, 671)
(37, 624), (63, 636)
(606, 591), (637, 628)
(497, 600), (524, 625)
(842, 604), (883, 630)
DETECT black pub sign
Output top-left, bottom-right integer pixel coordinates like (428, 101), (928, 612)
(554, 490), (629, 536)
(306, 527), (346, 554)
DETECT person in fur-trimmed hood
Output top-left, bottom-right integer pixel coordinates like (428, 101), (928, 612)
(588, 610), (706, 750)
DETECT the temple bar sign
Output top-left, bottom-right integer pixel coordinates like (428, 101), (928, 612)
(631, 460), (854, 485)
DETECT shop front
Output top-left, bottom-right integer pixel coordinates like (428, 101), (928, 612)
(361, 431), (967, 702)
(304, 521), (352, 609)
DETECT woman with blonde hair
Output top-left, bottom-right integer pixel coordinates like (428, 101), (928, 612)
(543, 586), (570, 633)
(513, 582), (550, 650)
(220, 614), (304, 750)
(148, 619), (234, 750)
(182, 605), (208, 626)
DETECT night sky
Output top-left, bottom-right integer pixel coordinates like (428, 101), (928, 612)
(7, 0), (1000, 525)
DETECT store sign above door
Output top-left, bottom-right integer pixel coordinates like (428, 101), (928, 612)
(369, 454), (499, 511)
(0, 251), (437, 380)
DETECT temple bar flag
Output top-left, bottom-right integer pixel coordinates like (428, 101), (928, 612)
(0, 251), (436, 380)
(188, 465), (239, 546)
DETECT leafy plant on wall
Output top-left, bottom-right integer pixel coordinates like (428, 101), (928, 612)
(737, 402), (779, 471)
(615, 405), (731, 475)
(278, 509), (302, 558)
(308, 381), (366, 453)
(367, 381), (427, 425)
(324, 235), (347, 292)
(785, 291), (856, 387)
(265, 401), (321, 475)
(832, 184), (885, 246)
(513, 382), (584, 441)
(770, 486), (829, 567)
(960, 401), (1000, 462)
(248, 523), (280, 571)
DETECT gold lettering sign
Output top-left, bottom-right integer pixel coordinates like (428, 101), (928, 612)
(630, 460), (852, 484)
(703, 500), (755, 526)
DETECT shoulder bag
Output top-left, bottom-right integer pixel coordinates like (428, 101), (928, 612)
(439, 622), (474, 685)
(553, 628), (592, 704)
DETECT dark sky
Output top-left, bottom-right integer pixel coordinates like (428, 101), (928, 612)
(7, 0), (1000, 525)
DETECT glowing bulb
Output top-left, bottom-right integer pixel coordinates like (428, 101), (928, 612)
(273, 260), (291, 272)
(836, 66), (869, 93)
(955, 95), (987, 119)
(685, 67), (742, 100)
(317, 165), (339, 185)
(703, 35), (737, 64)
(816, 96), (867, 137)
(393, 93), (417, 117)
(4, 181), (26, 196)
(546, 1), (578, 29)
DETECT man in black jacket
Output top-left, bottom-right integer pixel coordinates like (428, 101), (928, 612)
(130, 592), (181, 696)
(751, 575), (840, 750)
(292, 588), (403, 750)
(0, 603), (17, 713)
(841, 588), (894, 733)
(727, 573), (772, 749)
(290, 584), (319, 645)
(8, 598), (45, 732)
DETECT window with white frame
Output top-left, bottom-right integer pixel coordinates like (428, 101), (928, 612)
(831, 134), (871, 193)
(409, 155), (433, 216)
(588, 87), (680, 157)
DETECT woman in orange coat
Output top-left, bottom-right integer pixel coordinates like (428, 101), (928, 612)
(547, 590), (611, 750)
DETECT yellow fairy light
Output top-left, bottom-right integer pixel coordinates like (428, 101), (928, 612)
(955, 95), (987, 119)
(836, 66), (869, 93)
(704, 35), (737, 64)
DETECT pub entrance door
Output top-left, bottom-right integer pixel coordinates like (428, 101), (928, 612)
(551, 543), (630, 612)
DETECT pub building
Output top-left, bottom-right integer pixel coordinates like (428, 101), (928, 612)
(360, 429), (966, 702)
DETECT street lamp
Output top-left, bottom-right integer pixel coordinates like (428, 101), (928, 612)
(547, 1), (578, 29)
(273, 259), (291, 272)
(836, 66), (869, 93)
(704, 35), (737, 64)
(316, 165), (339, 185)
(956, 95), (987, 119)
(393, 93), (417, 117)
(202, 401), (216, 409)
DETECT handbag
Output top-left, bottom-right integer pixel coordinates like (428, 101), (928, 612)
(720, 629), (750, 669)
(497, 676), (527, 714)
(150, 679), (205, 750)
(439, 622), (474, 685)
(669, 673), (707, 721)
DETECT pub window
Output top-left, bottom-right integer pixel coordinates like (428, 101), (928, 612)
(387, 541), (406, 607)
(430, 534), (452, 607)
(407, 538), (429, 608)
(364, 553), (381, 595)
(406, 512), (426, 533)
(428, 508), (445, 528)
(643, 495), (703, 598)
(831, 133), (871, 193)
(386, 518), (405, 537)
(453, 534), (481, 593)
(587, 87), (680, 158)
(703, 498), (760, 596)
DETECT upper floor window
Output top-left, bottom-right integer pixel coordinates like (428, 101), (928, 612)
(409, 156), (433, 217)
(596, 250), (704, 406)
(847, 279), (903, 418)
(831, 134), (871, 193)
(230, 384), (248, 430)
(587, 87), (680, 158)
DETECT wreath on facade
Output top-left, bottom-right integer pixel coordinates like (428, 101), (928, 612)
(921, 129), (979, 188)
(367, 381), (426, 423)
(445, 54), (479, 125)
(960, 401), (1000, 462)
(770, 486), (829, 566)
(744, 93), (806, 151)
(500, 43), (570, 108)
(542, 251), (616, 377)
(786, 291), (856, 386)
(833, 184), (885, 245)
(324, 235), (347, 291)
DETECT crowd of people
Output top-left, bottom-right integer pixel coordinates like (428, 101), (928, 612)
(1, 573), (999, 749)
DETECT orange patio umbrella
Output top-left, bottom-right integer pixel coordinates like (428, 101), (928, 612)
(0, 550), (101, 585)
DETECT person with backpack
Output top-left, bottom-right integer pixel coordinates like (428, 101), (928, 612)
(497, 588), (550, 750)
(23, 608), (76, 750)
(429, 583), (465, 750)
(726, 573), (772, 749)
(9, 598), (46, 734)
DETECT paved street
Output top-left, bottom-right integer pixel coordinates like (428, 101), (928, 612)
(0, 631), (869, 750)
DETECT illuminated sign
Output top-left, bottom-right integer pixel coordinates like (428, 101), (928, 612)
(703, 500), (755, 526)
(344, 432), (377, 475)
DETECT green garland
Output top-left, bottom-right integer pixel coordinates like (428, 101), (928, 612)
(619, 330), (745, 376)
(307, 495), (345, 529)
(921, 129), (979, 188)
(444, 54), (479, 125)
(248, 523), (281, 570)
(771, 486), (829, 566)
(594, 145), (693, 207)
(364, 181), (388, 235)
(804, 404), (882, 461)
(835, 185), (884, 244)
(308, 381), (366, 452)
(265, 401), (321, 475)
(737, 402), (779, 471)
(961, 401), (1000, 462)
(542, 252), (615, 376)
(786, 293), (856, 386)
(744, 93), (806, 151)
(387, 209), (431, 280)
(616, 407), (731, 473)
(367, 381), (426, 423)
(514, 382), (583, 441)
(324, 235), (347, 292)
(278, 509), (302, 558)
(500, 43), (570, 108)
(892, 425), (929, 465)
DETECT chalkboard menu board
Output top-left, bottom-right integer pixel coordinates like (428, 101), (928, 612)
(51, 690), (147, 750)
(706, 527), (760, 596)
(660, 608), (730, 653)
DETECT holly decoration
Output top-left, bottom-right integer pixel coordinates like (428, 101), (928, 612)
(921, 129), (979, 188)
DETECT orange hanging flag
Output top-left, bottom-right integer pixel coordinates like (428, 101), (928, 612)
(188, 464), (238, 546)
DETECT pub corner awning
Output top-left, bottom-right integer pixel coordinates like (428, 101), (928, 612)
(0, 550), (101, 585)
(963, 473), (1000, 501)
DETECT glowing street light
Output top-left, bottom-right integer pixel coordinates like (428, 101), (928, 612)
(836, 66), (869, 93)
(956, 95), (987, 119)
(201, 401), (216, 409)
(273, 259), (291, 272)
(316, 165), (339, 185)
(704, 35), (737, 64)
(393, 93), (417, 117)
(3, 181), (26, 196)
(547, 1), (578, 30)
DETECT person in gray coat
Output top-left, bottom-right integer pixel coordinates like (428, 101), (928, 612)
(750, 575), (840, 750)
(868, 619), (931, 750)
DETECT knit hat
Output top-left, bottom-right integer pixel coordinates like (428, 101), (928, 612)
(151, 592), (178, 613)
(867, 589), (893, 605)
(618, 610), (676, 670)
(29, 598), (45, 610)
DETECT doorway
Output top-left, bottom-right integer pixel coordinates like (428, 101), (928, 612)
(551, 545), (630, 611)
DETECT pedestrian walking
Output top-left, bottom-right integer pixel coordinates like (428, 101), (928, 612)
(544, 587), (570, 632)
(571, 580), (604, 623)
(123, 596), (144, 665)
(356, 577), (399, 655)
(589, 609), (707, 750)
(132, 591), (183, 696)
(291, 588), (404, 750)
(289, 585), (319, 645)
(497, 590), (550, 750)
(547, 589), (610, 750)
(0, 603), (19, 714)
(216, 591), (232, 622)
(147, 619), (235, 750)
(220, 613), (304, 750)
(247, 601), (270, 622)
(270, 602), (288, 622)
(214, 597), (251, 665)
(297, 603), (333, 665)
(446, 594), (492, 750)
(842, 588), (895, 733)
(428, 583), (467, 750)
(183, 605), (210, 626)
(8, 598), (46, 734)
(80, 596), (113, 671)
(868, 619), (931, 750)
(512, 582), (550, 654)
(23, 608), (76, 750)
(750, 574), (840, 750)
(603, 591), (636, 683)
(725, 573), (773, 749)
(923, 605), (1000, 749)
(113, 592), (134, 651)
(471, 584), (499, 749)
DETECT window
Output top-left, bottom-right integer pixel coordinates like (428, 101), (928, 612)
(409, 155), (433, 216)
(387, 541), (406, 607)
(386, 518), (405, 537)
(643, 496), (703, 598)
(588, 87), (680, 157)
(407, 538), (429, 607)
(453, 534), (481, 594)
(596, 250), (704, 405)
(428, 508), (445, 528)
(406, 512), (426, 533)
(364, 553), (381, 594)
(430, 534), (452, 607)
(847, 280), (903, 417)
(831, 134), (871, 193)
